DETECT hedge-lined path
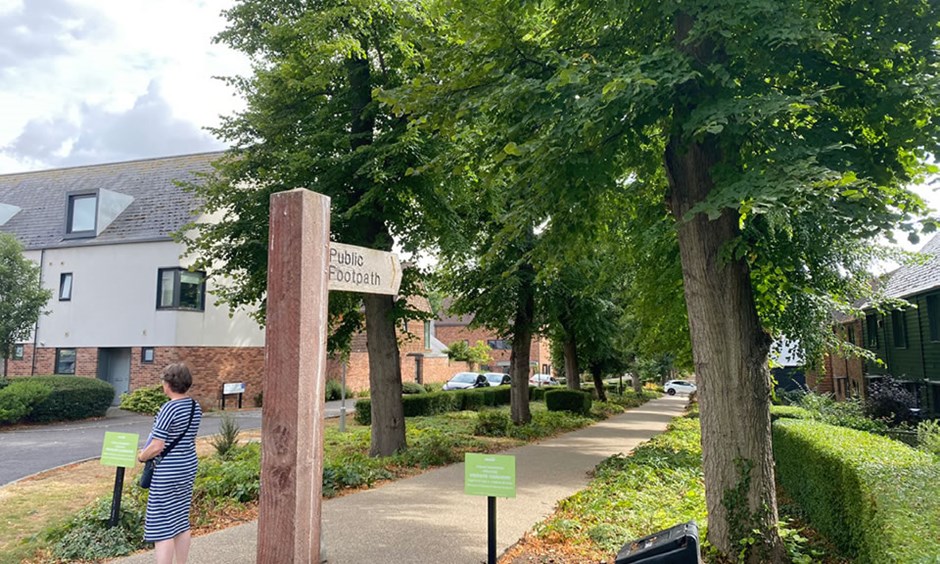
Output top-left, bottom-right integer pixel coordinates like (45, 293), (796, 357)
(0, 400), (355, 486)
(111, 394), (688, 564)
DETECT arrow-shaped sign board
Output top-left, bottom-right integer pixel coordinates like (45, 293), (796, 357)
(328, 242), (402, 296)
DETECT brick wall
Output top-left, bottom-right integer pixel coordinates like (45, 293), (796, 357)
(435, 325), (551, 374)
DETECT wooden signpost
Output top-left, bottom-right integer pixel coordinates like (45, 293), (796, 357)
(257, 188), (402, 563)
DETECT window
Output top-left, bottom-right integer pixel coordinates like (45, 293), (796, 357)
(891, 310), (908, 349)
(141, 347), (155, 364)
(157, 268), (206, 311)
(487, 339), (512, 350)
(846, 325), (856, 345)
(12, 344), (24, 360)
(929, 295), (940, 342)
(423, 321), (431, 350)
(55, 348), (76, 374)
(59, 273), (73, 301)
(866, 314), (879, 348)
(66, 193), (97, 235)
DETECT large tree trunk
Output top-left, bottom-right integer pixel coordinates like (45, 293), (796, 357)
(364, 293), (406, 456)
(509, 265), (535, 425)
(590, 363), (607, 402)
(564, 333), (580, 390)
(664, 13), (785, 562)
(666, 132), (785, 564)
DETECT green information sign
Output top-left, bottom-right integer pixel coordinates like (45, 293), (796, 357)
(101, 432), (140, 468)
(465, 453), (516, 498)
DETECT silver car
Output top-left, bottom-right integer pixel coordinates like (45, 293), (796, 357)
(443, 372), (488, 391)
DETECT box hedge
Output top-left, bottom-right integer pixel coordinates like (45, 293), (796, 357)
(773, 418), (940, 563)
(0, 379), (53, 424)
(769, 405), (812, 421)
(529, 385), (563, 401)
(17, 376), (114, 422)
(354, 385), (515, 425)
(545, 389), (592, 415)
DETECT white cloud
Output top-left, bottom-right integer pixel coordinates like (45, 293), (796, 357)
(0, 0), (249, 173)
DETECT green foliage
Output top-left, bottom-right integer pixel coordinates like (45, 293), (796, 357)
(507, 410), (594, 441)
(789, 391), (889, 433)
(400, 381), (427, 395)
(356, 386), (516, 424)
(916, 419), (940, 458)
(534, 416), (706, 553)
(119, 384), (169, 415)
(210, 414), (241, 458)
(45, 495), (146, 560)
(773, 418), (940, 562)
(529, 385), (564, 401)
(769, 405), (812, 421)
(473, 409), (511, 437)
(0, 379), (52, 424)
(444, 340), (491, 366)
(396, 428), (464, 467)
(19, 376), (113, 422)
(194, 443), (261, 508)
(323, 453), (394, 497)
(0, 233), (52, 363)
(423, 382), (443, 393)
(325, 379), (352, 401)
(545, 389), (592, 415)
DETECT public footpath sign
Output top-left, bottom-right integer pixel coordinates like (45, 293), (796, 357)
(100, 431), (139, 528)
(465, 453), (516, 564)
(328, 242), (402, 295)
(100, 432), (139, 468)
(465, 453), (516, 497)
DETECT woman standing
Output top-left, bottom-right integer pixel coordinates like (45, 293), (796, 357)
(138, 363), (202, 564)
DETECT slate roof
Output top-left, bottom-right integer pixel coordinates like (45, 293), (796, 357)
(879, 234), (940, 300)
(0, 152), (221, 250)
(435, 296), (475, 326)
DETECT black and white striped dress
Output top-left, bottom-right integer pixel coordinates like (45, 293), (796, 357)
(144, 397), (202, 543)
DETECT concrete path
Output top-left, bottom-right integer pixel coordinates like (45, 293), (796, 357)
(111, 395), (688, 564)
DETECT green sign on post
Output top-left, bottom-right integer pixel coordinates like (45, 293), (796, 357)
(100, 432), (139, 468)
(464, 453), (516, 498)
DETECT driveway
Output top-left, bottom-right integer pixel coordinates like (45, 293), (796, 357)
(0, 399), (356, 486)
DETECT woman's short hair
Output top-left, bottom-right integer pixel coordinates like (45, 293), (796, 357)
(162, 363), (193, 394)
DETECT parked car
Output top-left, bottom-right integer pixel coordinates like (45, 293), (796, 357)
(664, 380), (697, 395)
(529, 373), (559, 386)
(483, 372), (511, 386)
(443, 372), (488, 391)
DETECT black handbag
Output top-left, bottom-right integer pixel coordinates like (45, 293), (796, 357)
(139, 400), (196, 489)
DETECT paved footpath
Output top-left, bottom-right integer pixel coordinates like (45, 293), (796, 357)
(111, 395), (688, 564)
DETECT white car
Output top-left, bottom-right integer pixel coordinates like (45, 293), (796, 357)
(664, 380), (697, 395)
(529, 373), (559, 386)
(442, 372), (488, 391)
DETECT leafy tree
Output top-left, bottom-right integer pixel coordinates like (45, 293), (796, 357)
(389, 0), (940, 559)
(443, 340), (491, 369)
(182, 0), (445, 456)
(0, 233), (50, 376)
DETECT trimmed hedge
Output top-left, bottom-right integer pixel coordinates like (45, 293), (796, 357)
(530, 385), (564, 401)
(545, 389), (592, 415)
(773, 418), (940, 563)
(769, 405), (812, 421)
(0, 379), (53, 424)
(354, 385), (515, 425)
(17, 376), (114, 422)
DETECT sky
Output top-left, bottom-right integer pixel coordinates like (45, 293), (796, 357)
(0, 0), (249, 174)
(0, 0), (937, 257)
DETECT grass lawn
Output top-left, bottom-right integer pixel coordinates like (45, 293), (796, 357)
(0, 389), (659, 563)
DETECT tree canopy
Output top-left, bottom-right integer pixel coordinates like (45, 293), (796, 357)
(0, 233), (50, 376)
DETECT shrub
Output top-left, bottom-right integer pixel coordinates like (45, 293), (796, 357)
(0, 379), (52, 424)
(773, 418), (940, 562)
(769, 405), (812, 421)
(322, 453), (393, 497)
(325, 379), (353, 401)
(455, 388), (486, 410)
(45, 495), (146, 560)
(530, 385), (564, 401)
(21, 376), (114, 422)
(474, 409), (510, 437)
(397, 429), (463, 467)
(210, 414), (241, 458)
(545, 389), (592, 415)
(119, 384), (168, 415)
(194, 443), (261, 507)
(916, 419), (940, 458)
(866, 376), (918, 425)
(508, 410), (592, 441)
(423, 382), (444, 393)
(401, 381), (427, 395)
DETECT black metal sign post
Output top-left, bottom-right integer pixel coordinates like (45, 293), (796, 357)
(108, 467), (125, 528)
(488, 496), (497, 564)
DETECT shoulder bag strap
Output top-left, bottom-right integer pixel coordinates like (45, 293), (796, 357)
(160, 399), (196, 458)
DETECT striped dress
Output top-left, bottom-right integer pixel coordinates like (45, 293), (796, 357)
(144, 397), (202, 542)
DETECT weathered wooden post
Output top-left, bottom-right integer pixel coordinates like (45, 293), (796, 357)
(257, 188), (330, 564)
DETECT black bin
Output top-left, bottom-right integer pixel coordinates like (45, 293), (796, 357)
(615, 521), (700, 564)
